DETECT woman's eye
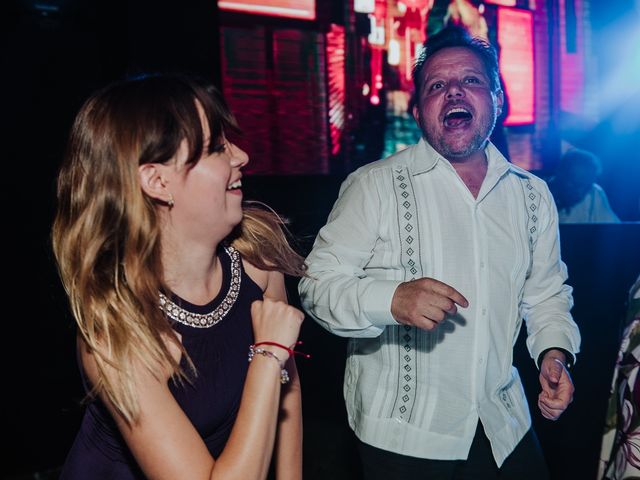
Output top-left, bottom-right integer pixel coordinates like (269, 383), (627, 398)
(211, 142), (226, 154)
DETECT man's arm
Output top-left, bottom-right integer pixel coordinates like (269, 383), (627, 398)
(299, 170), (469, 336)
(298, 171), (400, 338)
(520, 181), (581, 419)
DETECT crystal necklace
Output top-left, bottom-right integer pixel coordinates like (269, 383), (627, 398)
(159, 245), (241, 328)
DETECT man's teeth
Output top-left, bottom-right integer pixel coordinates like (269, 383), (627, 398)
(227, 180), (242, 190)
(446, 107), (470, 116)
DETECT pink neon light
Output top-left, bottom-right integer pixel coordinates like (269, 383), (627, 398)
(498, 8), (535, 125)
(559, 0), (584, 114)
(369, 48), (383, 105)
(327, 25), (346, 155)
(218, 0), (315, 20)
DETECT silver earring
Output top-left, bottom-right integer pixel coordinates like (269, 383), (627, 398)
(167, 194), (174, 208)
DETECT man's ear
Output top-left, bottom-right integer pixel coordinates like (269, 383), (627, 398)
(139, 163), (170, 203)
(412, 103), (421, 126)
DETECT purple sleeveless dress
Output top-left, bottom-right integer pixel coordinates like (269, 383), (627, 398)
(60, 246), (261, 479)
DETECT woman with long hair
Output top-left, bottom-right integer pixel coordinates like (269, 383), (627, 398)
(52, 73), (305, 479)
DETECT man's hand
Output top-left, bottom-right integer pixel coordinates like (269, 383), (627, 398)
(391, 278), (468, 331)
(538, 349), (574, 420)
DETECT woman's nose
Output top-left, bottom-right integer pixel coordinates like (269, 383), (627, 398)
(228, 142), (249, 168)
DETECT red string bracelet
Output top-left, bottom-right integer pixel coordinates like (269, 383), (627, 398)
(253, 340), (311, 359)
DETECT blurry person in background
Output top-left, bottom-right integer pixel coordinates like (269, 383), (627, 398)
(52, 73), (305, 480)
(548, 148), (620, 223)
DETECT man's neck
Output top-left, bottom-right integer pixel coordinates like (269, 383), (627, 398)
(448, 151), (489, 199)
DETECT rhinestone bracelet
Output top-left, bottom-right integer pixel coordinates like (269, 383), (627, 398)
(248, 345), (290, 384)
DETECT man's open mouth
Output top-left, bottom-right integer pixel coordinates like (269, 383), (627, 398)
(444, 107), (473, 128)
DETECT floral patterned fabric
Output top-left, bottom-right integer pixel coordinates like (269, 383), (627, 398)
(599, 276), (640, 480)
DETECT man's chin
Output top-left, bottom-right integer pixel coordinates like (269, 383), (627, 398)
(439, 144), (480, 160)
(441, 136), (489, 159)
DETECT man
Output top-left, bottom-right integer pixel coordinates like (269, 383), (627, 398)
(299, 26), (580, 479)
(548, 148), (620, 223)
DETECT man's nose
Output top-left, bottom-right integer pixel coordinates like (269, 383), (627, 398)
(445, 80), (464, 98)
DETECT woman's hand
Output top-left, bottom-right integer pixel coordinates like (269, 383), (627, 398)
(250, 299), (304, 361)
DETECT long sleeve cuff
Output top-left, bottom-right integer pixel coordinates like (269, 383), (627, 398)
(528, 330), (578, 370)
(363, 280), (402, 327)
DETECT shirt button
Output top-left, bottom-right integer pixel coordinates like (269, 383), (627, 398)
(482, 308), (487, 315)
(479, 357), (484, 364)
(480, 262), (485, 268)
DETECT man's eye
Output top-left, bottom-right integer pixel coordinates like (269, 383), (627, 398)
(465, 77), (481, 84)
(429, 81), (444, 91)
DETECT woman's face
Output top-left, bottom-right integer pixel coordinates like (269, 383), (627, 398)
(163, 103), (249, 245)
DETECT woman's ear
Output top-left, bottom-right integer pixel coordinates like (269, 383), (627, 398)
(139, 163), (171, 204)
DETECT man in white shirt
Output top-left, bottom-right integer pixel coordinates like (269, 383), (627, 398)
(299, 25), (581, 479)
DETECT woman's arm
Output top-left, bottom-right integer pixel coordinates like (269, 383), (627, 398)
(81, 297), (302, 480)
(264, 270), (303, 480)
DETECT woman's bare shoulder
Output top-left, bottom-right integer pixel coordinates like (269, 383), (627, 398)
(241, 259), (286, 302)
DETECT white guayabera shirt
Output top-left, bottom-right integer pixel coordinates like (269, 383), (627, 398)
(299, 138), (581, 467)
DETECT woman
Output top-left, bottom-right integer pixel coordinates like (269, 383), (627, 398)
(52, 73), (305, 479)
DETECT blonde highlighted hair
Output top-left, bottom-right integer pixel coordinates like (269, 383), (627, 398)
(52, 74), (304, 423)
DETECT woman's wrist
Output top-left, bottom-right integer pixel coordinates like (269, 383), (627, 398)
(253, 341), (310, 362)
(248, 345), (290, 384)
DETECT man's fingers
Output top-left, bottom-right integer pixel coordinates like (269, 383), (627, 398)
(394, 278), (468, 330)
(422, 306), (447, 323)
(538, 401), (559, 421)
(542, 358), (564, 385)
(430, 280), (469, 308)
(428, 296), (459, 316)
(549, 359), (565, 381)
(415, 317), (439, 331)
(538, 394), (566, 420)
(539, 394), (568, 410)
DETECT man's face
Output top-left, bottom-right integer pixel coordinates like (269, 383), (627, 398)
(413, 47), (503, 161)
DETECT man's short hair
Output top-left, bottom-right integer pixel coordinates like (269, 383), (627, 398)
(412, 25), (501, 101)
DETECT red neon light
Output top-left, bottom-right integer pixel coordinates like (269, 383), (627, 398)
(498, 8), (535, 125)
(369, 48), (383, 106)
(218, 0), (315, 20)
(326, 25), (346, 155)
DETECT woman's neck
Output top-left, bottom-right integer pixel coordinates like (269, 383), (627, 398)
(161, 233), (225, 305)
